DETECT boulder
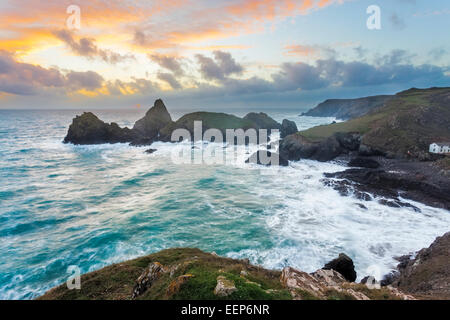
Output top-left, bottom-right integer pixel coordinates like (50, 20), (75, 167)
(279, 132), (362, 162)
(279, 134), (319, 161)
(166, 274), (194, 297)
(323, 253), (357, 282)
(133, 99), (173, 140)
(132, 262), (166, 299)
(280, 119), (298, 138)
(348, 157), (381, 169)
(245, 150), (289, 166)
(145, 148), (157, 154)
(214, 276), (237, 297)
(63, 112), (138, 145)
(313, 136), (343, 162)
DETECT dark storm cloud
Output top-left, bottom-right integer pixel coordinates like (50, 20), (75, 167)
(149, 54), (184, 76)
(0, 51), (105, 95)
(157, 72), (182, 90)
(53, 30), (135, 64)
(196, 50), (244, 81)
(66, 71), (104, 90)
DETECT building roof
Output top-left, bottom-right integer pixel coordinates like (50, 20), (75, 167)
(432, 142), (450, 147)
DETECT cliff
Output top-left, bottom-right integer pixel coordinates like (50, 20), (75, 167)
(302, 95), (394, 120)
(38, 248), (414, 300)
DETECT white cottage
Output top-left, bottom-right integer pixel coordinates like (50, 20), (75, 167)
(429, 142), (450, 154)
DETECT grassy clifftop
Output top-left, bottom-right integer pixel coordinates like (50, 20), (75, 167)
(38, 248), (291, 300)
(299, 87), (450, 158)
(38, 248), (414, 301)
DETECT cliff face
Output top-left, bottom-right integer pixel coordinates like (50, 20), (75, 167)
(393, 232), (450, 299)
(132, 99), (173, 140)
(303, 95), (394, 120)
(286, 87), (450, 160)
(38, 248), (414, 300)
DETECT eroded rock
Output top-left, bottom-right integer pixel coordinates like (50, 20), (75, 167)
(323, 253), (357, 282)
(132, 262), (166, 299)
(214, 276), (237, 297)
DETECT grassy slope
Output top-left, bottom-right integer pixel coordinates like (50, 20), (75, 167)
(298, 87), (450, 156)
(38, 248), (291, 300)
(38, 248), (412, 301)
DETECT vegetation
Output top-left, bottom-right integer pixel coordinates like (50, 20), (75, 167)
(38, 248), (291, 300)
(298, 87), (450, 157)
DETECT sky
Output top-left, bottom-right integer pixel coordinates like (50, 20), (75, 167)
(0, 0), (449, 110)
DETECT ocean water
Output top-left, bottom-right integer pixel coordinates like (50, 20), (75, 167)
(0, 108), (449, 300)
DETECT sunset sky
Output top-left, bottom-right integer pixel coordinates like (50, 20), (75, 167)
(0, 0), (449, 109)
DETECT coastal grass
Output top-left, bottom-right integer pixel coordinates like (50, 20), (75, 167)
(297, 87), (450, 157)
(38, 248), (291, 300)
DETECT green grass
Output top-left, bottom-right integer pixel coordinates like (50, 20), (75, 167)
(297, 87), (450, 157)
(39, 248), (291, 300)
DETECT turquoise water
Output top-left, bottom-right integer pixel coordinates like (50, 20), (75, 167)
(0, 109), (449, 300)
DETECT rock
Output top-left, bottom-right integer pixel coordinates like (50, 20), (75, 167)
(280, 119), (298, 138)
(302, 95), (394, 120)
(245, 150), (289, 166)
(63, 112), (138, 145)
(145, 148), (157, 154)
(133, 99), (173, 140)
(313, 136), (343, 162)
(279, 134), (319, 161)
(279, 132), (361, 162)
(348, 157), (381, 169)
(214, 276), (237, 297)
(166, 274), (194, 297)
(132, 262), (166, 298)
(280, 267), (370, 300)
(243, 112), (281, 134)
(240, 270), (248, 277)
(358, 144), (385, 157)
(323, 253), (357, 282)
(392, 232), (450, 299)
(324, 168), (449, 210)
(334, 132), (361, 151)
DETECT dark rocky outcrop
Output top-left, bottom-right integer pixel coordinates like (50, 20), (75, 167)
(63, 112), (139, 145)
(245, 150), (289, 166)
(280, 119), (298, 138)
(323, 168), (450, 210)
(323, 253), (357, 282)
(279, 132), (361, 162)
(302, 95), (393, 120)
(348, 157), (381, 169)
(392, 232), (450, 299)
(133, 99), (173, 140)
(243, 112), (281, 133)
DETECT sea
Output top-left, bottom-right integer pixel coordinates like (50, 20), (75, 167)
(0, 108), (449, 299)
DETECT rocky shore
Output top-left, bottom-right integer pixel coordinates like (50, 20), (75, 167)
(278, 87), (450, 210)
(38, 231), (449, 300)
